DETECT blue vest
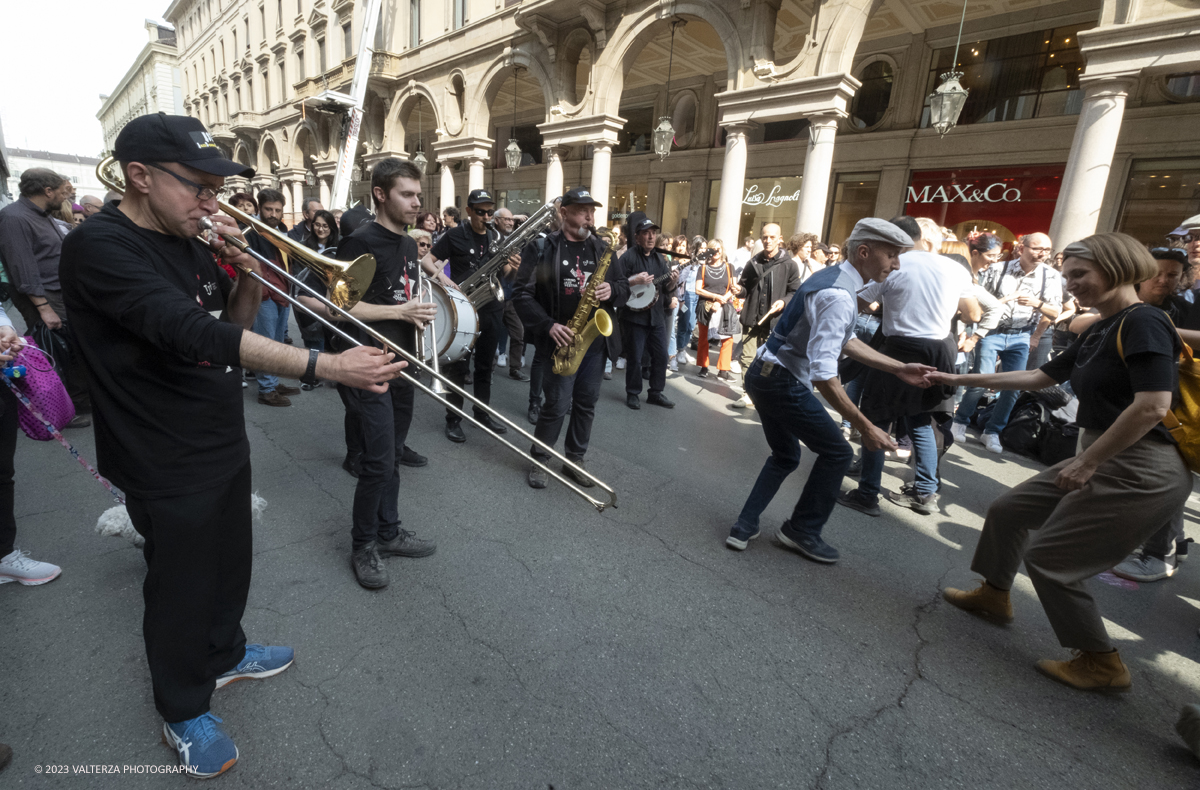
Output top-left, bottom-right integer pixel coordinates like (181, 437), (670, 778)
(763, 263), (861, 387)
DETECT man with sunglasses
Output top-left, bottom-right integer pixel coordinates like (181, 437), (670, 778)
(59, 113), (405, 779)
(426, 189), (513, 442)
(952, 232), (1060, 453)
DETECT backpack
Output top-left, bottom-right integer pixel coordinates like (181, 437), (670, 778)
(1117, 310), (1200, 473)
(1000, 393), (1048, 457)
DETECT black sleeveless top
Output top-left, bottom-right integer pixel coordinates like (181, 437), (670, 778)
(702, 263), (730, 298)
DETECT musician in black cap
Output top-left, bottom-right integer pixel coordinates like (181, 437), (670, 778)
(59, 113), (404, 779)
(610, 211), (678, 409)
(426, 188), (514, 442)
(513, 187), (613, 489)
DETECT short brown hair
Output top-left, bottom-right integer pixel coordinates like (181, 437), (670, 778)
(19, 168), (66, 197)
(371, 158), (423, 206)
(1069, 232), (1159, 288)
(940, 240), (970, 258)
(786, 232), (818, 255)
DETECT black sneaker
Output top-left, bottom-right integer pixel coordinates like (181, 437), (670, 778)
(64, 414), (92, 429)
(528, 402), (542, 425)
(509, 368), (530, 381)
(527, 463), (548, 489)
(475, 413), (508, 434)
(717, 370), (733, 381)
(399, 446), (428, 468)
(844, 457), (862, 480)
(562, 460), (595, 488)
(342, 453), (362, 478)
(376, 529), (436, 558)
(777, 523), (839, 564)
(725, 523), (761, 551)
(350, 543), (388, 589)
(837, 489), (881, 517)
(626, 394), (641, 410)
(698, 367), (710, 378)
(445, 422), (466, 443)
(647, 393), (675, 409)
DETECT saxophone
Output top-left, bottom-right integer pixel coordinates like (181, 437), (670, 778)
(551, 239), (614, 376)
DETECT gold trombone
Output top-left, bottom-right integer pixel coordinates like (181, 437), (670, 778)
(96, 156), (617, 512)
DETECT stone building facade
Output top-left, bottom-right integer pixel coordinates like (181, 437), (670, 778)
(98, 22), (185, 153)
(160, 0), (1200, 247)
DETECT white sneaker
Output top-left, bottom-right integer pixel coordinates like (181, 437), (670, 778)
(732, 393), (753, 409)
(951, 422), (967, 443)
(669, 358), (678, 372)
(616, 358), (626, 370)
(497, 353), (507, 368)
(605, 359), (613, 373)
(0, 548), (62, 586)
(730, 360), (742, 374)
(676, 350), (687, 367)
(982, 432), (1003, 454)
(682, 351), (692, 365)
(518, 355), (525, 369)
(1113, 553), (1176, 583)
(895, 437), (913, 460)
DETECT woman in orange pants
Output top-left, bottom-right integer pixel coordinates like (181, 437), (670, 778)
(695, 242), (737, 381)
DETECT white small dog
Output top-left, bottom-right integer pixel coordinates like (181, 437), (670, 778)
(95, 494), (269, 548)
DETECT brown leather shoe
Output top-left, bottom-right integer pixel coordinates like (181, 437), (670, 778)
(257, 391), (291, 407)
(943, 580), (1013, 623)
(1036, 649), (1131, 692)
(275, 384), (301, 396)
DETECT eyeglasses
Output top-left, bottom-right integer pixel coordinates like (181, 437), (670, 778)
(473, 208), (495, 217)
(1187, 235), (1200, 244)
(148, 163), (224, 201)
(1026, 246), (1052, 254)
(417, 241), (432, 248)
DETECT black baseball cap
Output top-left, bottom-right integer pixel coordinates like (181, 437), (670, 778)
(627, 210), (660, 234)
(114, 112), (254, 178)
(467, 189), (495, 206)
(561, 186), (603, 208)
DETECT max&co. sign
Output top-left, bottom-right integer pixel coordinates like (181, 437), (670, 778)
(906, 183), (1022, 204)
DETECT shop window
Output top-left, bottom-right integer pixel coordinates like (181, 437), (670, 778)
(827, 173), (880, 245)
(706, 177), (803, 241)
(904, 164), (1064, 245)
(1117, 159), (1200, 246)
(762, 118), (808, 143)
(615, 107), (655, 155)
(662, 181), (691, 237)
(1165, 72), (1200, 101)
(669, 93), (698, 149)
(609, 182), (648, 227)
(493, 124), (544, 168)
(498, 188), (543, 217)
(850, 60), (894, 130)
(920, 24), (1088, 129)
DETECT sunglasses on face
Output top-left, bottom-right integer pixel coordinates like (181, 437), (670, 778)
(473, 208), (495, 217)
(418, 241), (432, 248)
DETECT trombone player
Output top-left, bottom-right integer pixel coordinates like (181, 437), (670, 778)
(513, 187), (612, 489)
(59, 114), (405, 779)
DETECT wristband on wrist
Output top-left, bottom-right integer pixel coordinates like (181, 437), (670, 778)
(300, 348), (320, 386)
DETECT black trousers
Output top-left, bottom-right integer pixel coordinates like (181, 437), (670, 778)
(126, 463), (253, 723)
(444, 309), (503, 424)
(532, 339), (605, 462)
(0, 385), (18, 557)
(336, 381), (364, 459)
(340, 380), (414, 550)
(529, 342), (548, 407)
(621, 320), (668, 397)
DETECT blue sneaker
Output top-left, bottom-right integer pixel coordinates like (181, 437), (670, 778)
(215, 644), (294, 690)
(725, 523), (761, 551)
(777, 523), (839, 564)
(162, 712), (238, 778)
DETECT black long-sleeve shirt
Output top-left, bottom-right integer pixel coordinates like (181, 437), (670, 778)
(60, 204), (247, 498)
(610, 245), (675, 328)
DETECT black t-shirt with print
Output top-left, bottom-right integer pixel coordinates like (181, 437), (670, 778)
(430, 221), (502, 314)
(335, 221), (421, 354)
(559, 239), (599, 324)
(1041, 304), (1180, 440)
(59, 204), (246, 498)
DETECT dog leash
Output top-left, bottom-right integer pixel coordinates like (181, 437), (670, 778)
(1, 375), (125, 504)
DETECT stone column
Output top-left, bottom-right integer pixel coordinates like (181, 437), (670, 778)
(291, 180), (305, 228)
(1049, 76), (1135, 248)
(794, 115), (838, 236)
(468, 157), (486, 192)
(544, 146), (564, 202)
(318, 176), (331, 209)
(590, 142), (613, 227)
(713, 125), (750, 247)
(440, 161), (456, 211)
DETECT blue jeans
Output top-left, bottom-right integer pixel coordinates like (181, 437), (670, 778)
(253, 301), (291, 393)
(666, 303), (680, 358)
(735, 359), (854, 538)
(676, 292), (698, 354)
(953, 332), (1031, 434)
(859, 416), (939, 498)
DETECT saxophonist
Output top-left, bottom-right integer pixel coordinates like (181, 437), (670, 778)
(513, 187), (613, 490)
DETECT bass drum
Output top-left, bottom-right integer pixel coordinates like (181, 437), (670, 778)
(424, 279), (478, 365)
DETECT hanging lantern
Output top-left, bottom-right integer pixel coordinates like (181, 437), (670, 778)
(351, 164), (362, 183)
(927, 72), (969, 136)
(305, 170), (316, 187)
(412, 148), (427, 174)
(506, 66), (523, 173)
(653, 117), (675, 161)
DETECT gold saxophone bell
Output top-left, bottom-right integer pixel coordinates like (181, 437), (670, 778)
(96, 156), (374, 309)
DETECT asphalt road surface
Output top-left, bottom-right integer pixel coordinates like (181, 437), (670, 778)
(3, 333), (1199, 789)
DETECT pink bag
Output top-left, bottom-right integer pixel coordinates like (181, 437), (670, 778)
(10, 338), (75, 441)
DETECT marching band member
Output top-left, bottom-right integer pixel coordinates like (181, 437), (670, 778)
(59, 114), (404, 778)
(513, 188), (612, 489)
(724, 219), (932, 564)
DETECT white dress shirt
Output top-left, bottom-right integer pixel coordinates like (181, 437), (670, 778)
(761, 261), (865, 384)
(857, 250), (973, 340)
